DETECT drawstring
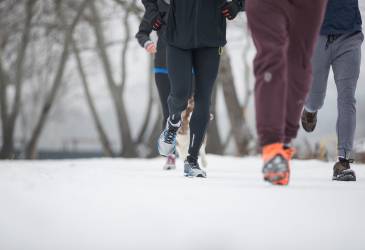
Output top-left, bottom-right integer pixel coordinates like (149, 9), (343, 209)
(325, 34), (342, 49)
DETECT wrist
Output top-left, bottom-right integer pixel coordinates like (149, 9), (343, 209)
(144, 40), (153, 49)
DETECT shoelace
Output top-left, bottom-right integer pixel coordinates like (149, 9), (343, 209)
(339, 158), (354, 168)
(305, 111), (316, 123)
(190, 164), (200, 170)
(164, 128), (177, 144)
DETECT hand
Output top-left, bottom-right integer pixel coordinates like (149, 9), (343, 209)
(145, 42), (157, 54)
(151, 14), (164, 31)
(221, 0), (241, 20)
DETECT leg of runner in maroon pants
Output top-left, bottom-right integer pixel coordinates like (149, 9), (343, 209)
(246, 0), (327, 185)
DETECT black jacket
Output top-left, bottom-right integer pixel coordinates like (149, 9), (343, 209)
(136, 0), (170, 68)
(321, 0), (362, 35)
(142, 0), (244, 49)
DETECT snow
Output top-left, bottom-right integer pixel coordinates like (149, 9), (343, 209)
(0, 156), (365, 250)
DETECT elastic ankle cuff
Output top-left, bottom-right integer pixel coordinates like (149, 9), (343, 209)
(338, 149), (352, 160)
(304, 106), (317, 113)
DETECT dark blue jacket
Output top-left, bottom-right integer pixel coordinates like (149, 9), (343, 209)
(321, 0), (362, 35)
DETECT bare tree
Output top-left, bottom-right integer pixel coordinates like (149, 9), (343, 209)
(0, 0), (37, 159)
(206, 85), (224, 155)
(72, 38), (114, 157)
(88, 0), (141, 157)
(220, 51), (252, 155)
(25, 0), (89, 159)
(0, 0), (256, 159)
(136, 54), (155, 144)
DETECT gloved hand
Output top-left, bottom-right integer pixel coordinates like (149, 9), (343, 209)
(221, 0), (241, 20)
(151, 14), (164, 31)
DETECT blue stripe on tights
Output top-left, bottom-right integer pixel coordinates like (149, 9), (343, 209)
(154, 67), (196, 75)
(154, 67), (168, 74)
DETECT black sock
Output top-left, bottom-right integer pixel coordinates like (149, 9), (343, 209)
(187, 155), (198, 165)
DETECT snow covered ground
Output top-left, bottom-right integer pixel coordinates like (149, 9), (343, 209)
(0, 156), (365, 250)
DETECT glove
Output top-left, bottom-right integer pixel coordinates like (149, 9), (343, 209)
(221, 0), (241, 20)
(151, 14), (164, 31)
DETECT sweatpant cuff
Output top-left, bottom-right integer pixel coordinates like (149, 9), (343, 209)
(304, 105), (317, 113)
(259, 134), (284, 147)
(338, 148), (353, 160)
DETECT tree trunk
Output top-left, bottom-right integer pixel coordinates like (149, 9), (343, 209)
(119, 5), (138, 157)
(0, 58), (10, 159)
(146, 112), (163, 158)
(25, 0), (88, 159)
(0, 0), (36, 159)
(220, 51), (252, 156)
(89, 2), (137, 157)
(136, 54), (154, 144)
(72, 39), (114, 157)
(206, 84), (223, 154)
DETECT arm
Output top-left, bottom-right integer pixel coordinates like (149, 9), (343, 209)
(141, 0), (160, 23)
(135, 18), (153, 48)
(135, 17), (157, 54)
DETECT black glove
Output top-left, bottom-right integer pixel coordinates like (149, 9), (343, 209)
(151, 14), (164, 31)
(221, 0), (241, 20)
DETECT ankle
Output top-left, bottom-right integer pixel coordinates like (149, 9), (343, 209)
(166, 118), (181, 134)
(283, 142), (291, 150)
(187, 155), (198, 164)
(262, 143), (295, 161)
(169, 114), (181, 126)
(338, 157), (353, 163)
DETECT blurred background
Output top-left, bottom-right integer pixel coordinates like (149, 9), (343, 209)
(0, 0), (364, 161)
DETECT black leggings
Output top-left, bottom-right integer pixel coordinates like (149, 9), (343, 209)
(155, 73), (170, 129)
(167, 45), (221, 159)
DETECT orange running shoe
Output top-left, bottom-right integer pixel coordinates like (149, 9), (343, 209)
(262, 143), (295, 186)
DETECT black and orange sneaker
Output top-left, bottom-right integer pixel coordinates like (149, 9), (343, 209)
(262, 143), (295, 186)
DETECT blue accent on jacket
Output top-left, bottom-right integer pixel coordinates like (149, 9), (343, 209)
(321, 0), (362, 35)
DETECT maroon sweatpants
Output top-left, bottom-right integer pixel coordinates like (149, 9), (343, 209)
(246, 0), (328, 146)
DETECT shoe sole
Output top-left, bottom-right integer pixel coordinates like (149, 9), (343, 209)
(302, 126), (316, 133)
(163, 165), (176, 171)
(332, 175), (356, 181)
(332, 169), (356, 181)
(184, 173), (206, 178)
(263, 172), (289, 185)
(157, 141), (176, 157)
(301, 121), (316, 133)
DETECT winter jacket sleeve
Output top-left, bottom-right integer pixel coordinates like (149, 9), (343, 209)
(142, 0), (160, 23)
(135, 18), (153, 48)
